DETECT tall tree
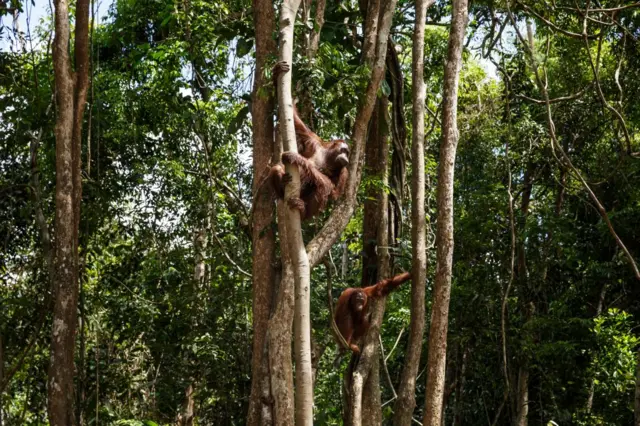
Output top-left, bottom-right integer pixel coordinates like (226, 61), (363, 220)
(48, 0), (90, 424)
(423, 0), (468, 424)
(275, 1), (313, 424)
(393, 0), (432, 423)
(347, 2), (399, 424)
(247, 0), (277, 424)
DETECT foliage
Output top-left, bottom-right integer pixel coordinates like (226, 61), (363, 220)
(2, 0), (640, 424)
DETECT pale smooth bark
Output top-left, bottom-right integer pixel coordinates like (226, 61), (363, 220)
(514, 368), (529, 426)
(423, 0), (468, 424)
(48, 0), (90, 424)
(247, 0), (277, 423)
(275, 1), (313, 424)
(392, 1), (432, 424)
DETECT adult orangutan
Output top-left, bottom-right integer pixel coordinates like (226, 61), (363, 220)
(269, 61), (350, 220)
(333, 272), (411, 354)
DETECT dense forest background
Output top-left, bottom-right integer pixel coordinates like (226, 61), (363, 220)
(2, 0), (640, 424)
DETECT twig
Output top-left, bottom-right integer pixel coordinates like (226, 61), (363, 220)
(212, 232), (252, 278)
(378, 335), (397, 399)
(516, 86), (588, 104)
(385, 327), (404, 362)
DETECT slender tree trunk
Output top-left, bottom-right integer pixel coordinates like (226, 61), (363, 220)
(304, 0), (397, 270)
(453, 346), (468, 426)
(392, 1), (432, 424)
(360, 94), (391, 425)
(275, 2), (314, 424)
(0, 333), (3, 426)
(387, 41), (407, 245)
(77, 283), (86, 426)
(349, 4), (399, 422)
(635, 347), (640, 426)
(247, 0), (277, 424)
(423, 1), (467, 424)
(48, 1), (90, 425)
(341, 241), (348, 279)
(360, 0), (385, 289)
(176, 383), (195, 426)
(306, 0), (326, 58)
(267, 129), (296, 425)
(514, 368), (529, 426)
(586, 284), (607, 413)
(362, 97), (387, 287)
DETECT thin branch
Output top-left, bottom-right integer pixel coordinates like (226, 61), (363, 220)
(212, 232), (252, 278)
(588, 2), (640, 12)
(580, 10), (633, 155)
(378, 335), (397, 399)
(516, 1), (597, 39)
(385, 327), (404, 362)
(516, 86), (588, 104)
(507, 2), (640, 281)
(0, 310), (46, 393)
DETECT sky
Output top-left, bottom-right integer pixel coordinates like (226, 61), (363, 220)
(0, 0), (113, 52)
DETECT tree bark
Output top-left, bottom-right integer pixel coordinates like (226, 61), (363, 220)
(304, 0), (397, 270)
(0, 333), (3, 426)
(635, 347), (640, 426)
(362, 96), (387, 287)
(360, 93), (391, 425)
(267, 240), (295, 425)
(48, 0), (90, 425)
(514, 367), (529, 426)
(387, 41), (407, 245)
(423, 0), (467, 424)
(266, 130), (296, 425)
(176, 383), (195, 426)
(392, 1), (432, 424)
(306, 0), (326, 59)
(275, 2), (314, 424)
(247, 0), (277, 424)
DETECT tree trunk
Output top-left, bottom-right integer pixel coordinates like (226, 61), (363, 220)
(306, 0), (326, 59)
(423, 0), (467, 424)
(0, 333), (3, 426)
(176, 383), (195, 426)
(267, 132), (296, 425)
(360, 93), (391, 425)
(392, 1), (432, 424)
(247, 0), (277, 424)
(275, 2), (314, 424)
(362, 97), (388, 287)
(387, 42), (406, 246)
(586, 283), (607, 413)
(514, 367), (529, 426)
(304, 0), (397, 270)
(48, 0), (90, 425)
(635, 347), (640, 426)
